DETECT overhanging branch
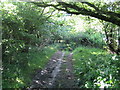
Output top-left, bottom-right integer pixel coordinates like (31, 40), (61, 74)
(33, 2), (120, 26)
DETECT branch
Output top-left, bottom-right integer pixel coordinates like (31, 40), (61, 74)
(81, 2), (120, 18)
(33, 2), (120, 26)
(45, 9), (56, 19)
(40, 8), (45, 16)
(82, 2), (100, 11)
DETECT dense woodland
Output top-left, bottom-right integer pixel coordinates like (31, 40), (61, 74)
(2, 0), (120, 88)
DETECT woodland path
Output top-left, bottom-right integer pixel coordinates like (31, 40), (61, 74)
(29, 51), (78, 88)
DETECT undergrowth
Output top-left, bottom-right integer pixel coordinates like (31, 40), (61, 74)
(73, 46), (120, 88)
(3, 45), (57, 88)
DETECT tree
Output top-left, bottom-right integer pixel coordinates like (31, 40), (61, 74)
(103, 22), (120, 55)
(33, 1), (120, 55)
(33, 1), (120, 26)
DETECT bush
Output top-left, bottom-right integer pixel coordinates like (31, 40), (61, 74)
(63, 31), (105, 51)
(73, 46), (120, 88)
(3, 45), (57, 88)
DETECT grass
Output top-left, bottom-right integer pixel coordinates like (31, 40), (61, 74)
(72, 46), (120, 88)
(3, 45), (57, 88)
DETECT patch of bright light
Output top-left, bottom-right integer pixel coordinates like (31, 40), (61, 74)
(100, 80), (111, 88)
(1, 0), (7, 2)
(46, 56), (49, 59)
(3, 3), (17, 11)
(104, 0), (117, 2)
(16, 77), (24, 84)
(112, 55), (116, 60)
(50, 47), (54, 50)
(95, 76), (111, 88)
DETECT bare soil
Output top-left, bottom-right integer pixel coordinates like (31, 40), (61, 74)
(29, 51), (78, 89)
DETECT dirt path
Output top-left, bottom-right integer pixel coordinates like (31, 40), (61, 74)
(29, 51), (77, 88)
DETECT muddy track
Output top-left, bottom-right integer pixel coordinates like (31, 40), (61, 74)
(29, 51), (77, 89)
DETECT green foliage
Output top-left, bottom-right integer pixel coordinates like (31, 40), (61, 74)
(2, 1), (120, 89)
(73, 46), (120, 88)
(3, 45), (57, 88)
(102, 22), (120, 55)
(2, 2), (56, 55)
(62, 31), (105, 51)
(2, 2), (59, 88)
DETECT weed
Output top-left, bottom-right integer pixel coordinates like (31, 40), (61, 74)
(73, 46), (120, 88)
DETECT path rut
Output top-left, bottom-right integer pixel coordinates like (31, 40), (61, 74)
(29, 51), (77, 88)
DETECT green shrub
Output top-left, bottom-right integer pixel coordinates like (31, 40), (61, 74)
(3, 45), (57, 88)
(63, 31), (105, 51)
(73, 46), (120, 88)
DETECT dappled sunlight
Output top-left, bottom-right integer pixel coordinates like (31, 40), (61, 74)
(94, 75), (114, 88)
(73, 46), (120, 88)
(16, 77), (24, 84)
(50, 47), (54, 50)
(45, 56), (49, 59)
(90, 51), (104, 55)
(2, 1), (120, 88)
(112, 55), (119, 61)
(2, 3), (17, 10)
